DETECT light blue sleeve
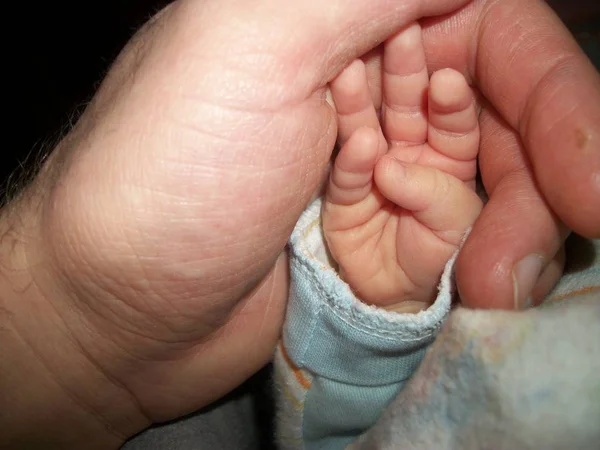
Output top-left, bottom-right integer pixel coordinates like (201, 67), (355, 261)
(274, 198), (459, 450)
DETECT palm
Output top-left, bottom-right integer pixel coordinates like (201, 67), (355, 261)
(325, 148), (466, 306)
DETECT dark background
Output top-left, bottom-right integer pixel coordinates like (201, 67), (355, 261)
(5, 0), (599, 193)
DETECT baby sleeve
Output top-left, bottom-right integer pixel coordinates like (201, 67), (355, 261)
(273, 198), (460, 450)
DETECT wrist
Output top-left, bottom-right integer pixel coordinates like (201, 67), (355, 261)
(0, 192), (148, 448)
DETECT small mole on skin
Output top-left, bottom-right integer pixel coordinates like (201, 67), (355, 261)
(575, 127), (592, 151)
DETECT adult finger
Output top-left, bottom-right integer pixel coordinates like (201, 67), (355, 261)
(456, 106), (569, 309)
(421, 0), (600, 238)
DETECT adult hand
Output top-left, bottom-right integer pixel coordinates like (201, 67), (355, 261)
(1, 0), (473, 447)
(360, 0), (600, 309)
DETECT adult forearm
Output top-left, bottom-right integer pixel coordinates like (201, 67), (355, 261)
(0, 194), (146, 449)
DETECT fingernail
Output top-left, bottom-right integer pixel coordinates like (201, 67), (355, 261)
(512, 254), (544, 310)
(325, 87), (335, 110)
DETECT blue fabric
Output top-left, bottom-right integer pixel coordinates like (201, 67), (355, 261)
(302, 377), (407, 450)
(283, 199), (457, 450)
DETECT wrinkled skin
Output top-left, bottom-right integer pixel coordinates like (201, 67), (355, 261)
(1, 0), (598, 447)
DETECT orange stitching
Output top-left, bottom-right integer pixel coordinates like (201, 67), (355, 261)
(279, 342), (312, 390)
(549, 285), (599, 302)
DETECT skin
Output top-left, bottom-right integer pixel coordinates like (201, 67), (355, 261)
(0, 0), (598, 448)
(323, 46), (483, 307)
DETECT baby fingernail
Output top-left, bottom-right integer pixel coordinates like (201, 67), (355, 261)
(512, 254), (544, 310)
